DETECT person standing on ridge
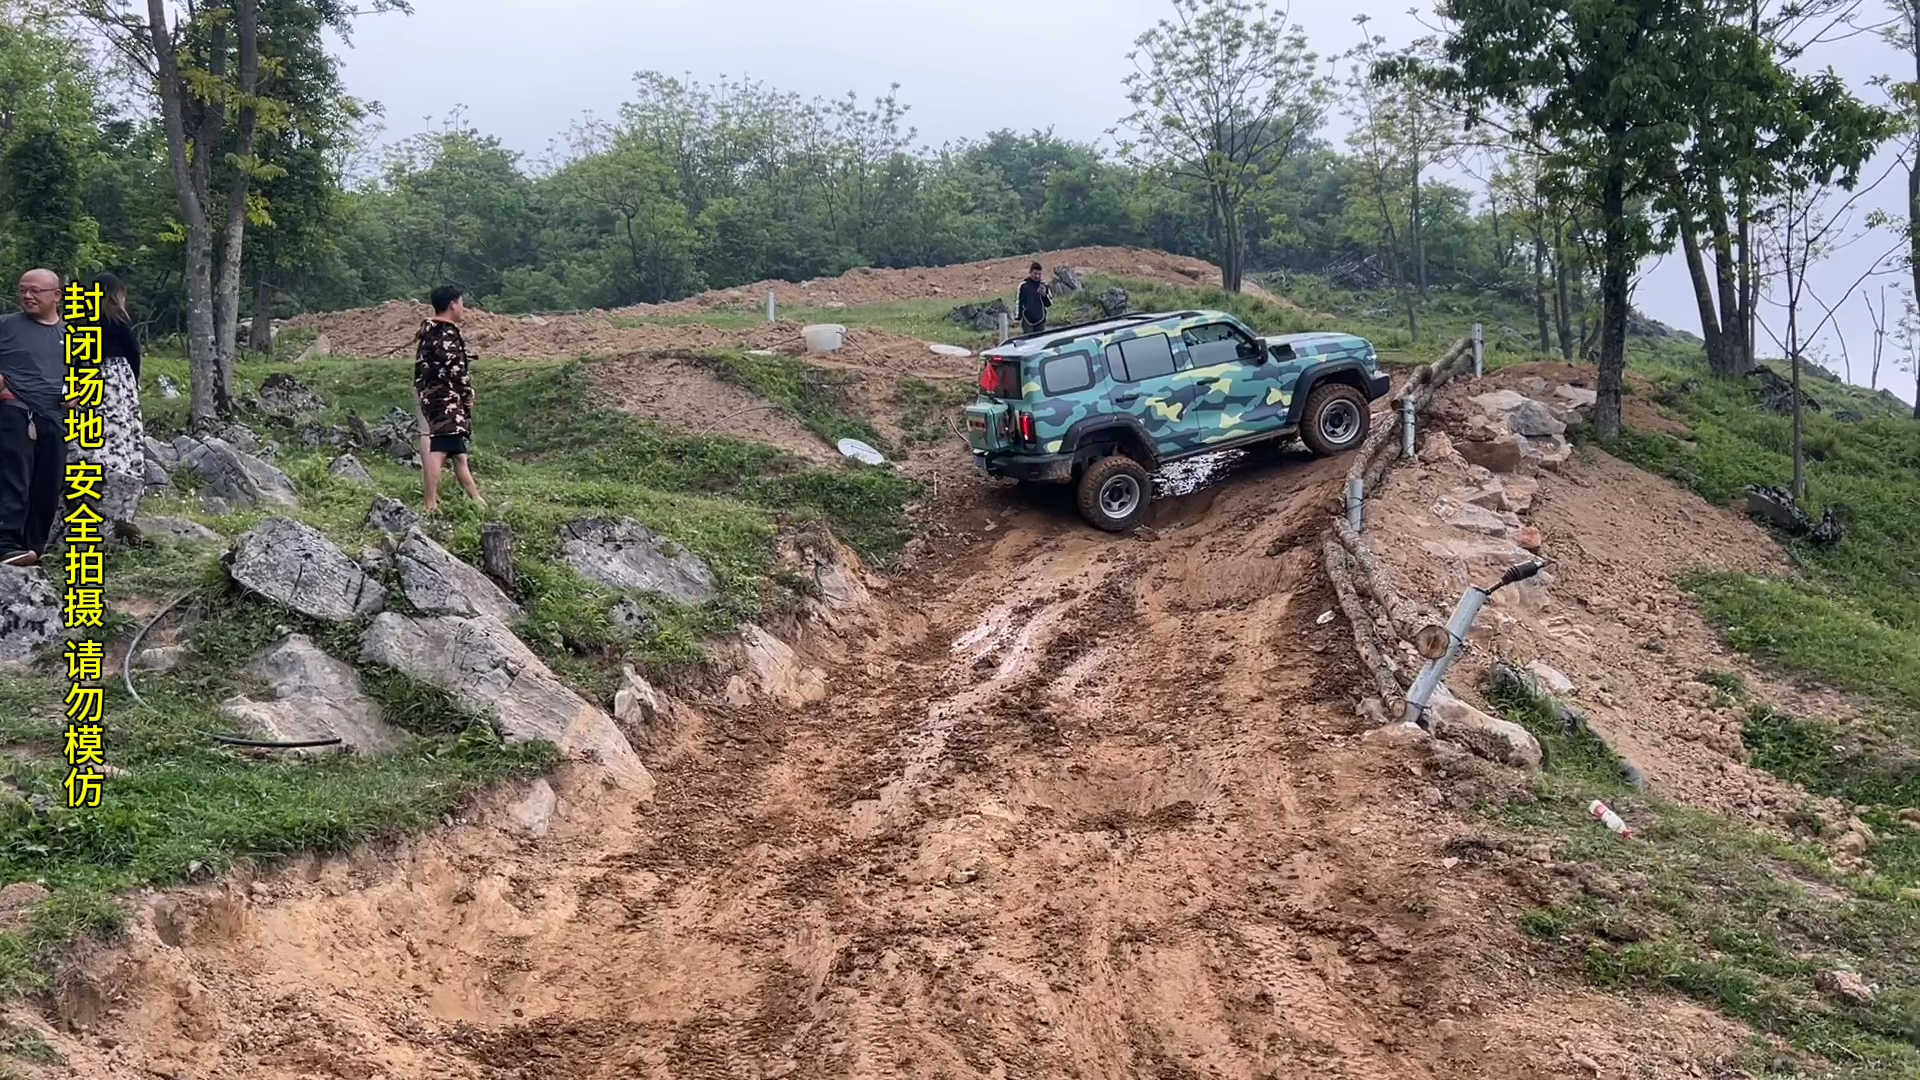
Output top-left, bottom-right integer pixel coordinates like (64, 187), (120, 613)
(0, 269), (70, 566)
(1017, 261), (1051, 335)
(413, 284), (484, 514)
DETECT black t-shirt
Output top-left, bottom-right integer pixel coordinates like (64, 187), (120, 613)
(1018, 279), (1051, 323)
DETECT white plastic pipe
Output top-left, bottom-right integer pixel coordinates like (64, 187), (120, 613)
(767, 289), (776, 323)
(1472, 323), (1485, 378)
(1346, 476), (1364, 531)
(1402, 585), (1489, 726)
(997, 311), (1010, 344)
(1401, 395), (1416, 458)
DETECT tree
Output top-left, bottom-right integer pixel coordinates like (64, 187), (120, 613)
(1881, 0), (1920, 417)
(1341, 26), (1420, 338)
(78, 0), (405, 424)
(1, 125), (91, 275)
(1659, 6), (1886, 380)
(1117, 0), (1329, 292)
(1406, 0), (1707, 440)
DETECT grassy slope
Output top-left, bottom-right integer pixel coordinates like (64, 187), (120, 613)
(0, 343), (917, 1008)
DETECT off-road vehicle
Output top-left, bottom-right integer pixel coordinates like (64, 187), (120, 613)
(963, 309), (1390, 531)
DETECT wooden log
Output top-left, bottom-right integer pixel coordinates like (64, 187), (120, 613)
(1332, 519), (1433, 643)
(1323, 539), (1403, 704)
(481, 522), (517, 592)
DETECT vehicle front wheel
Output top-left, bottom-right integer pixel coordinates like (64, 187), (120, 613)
(1299, 382), (1371, 457)
(1076, 454), (1152, 532)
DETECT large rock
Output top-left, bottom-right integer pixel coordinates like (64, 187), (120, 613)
(1517, 434), (1573, 470)
(1431, 495), (1514, 537)
(256, 373), (327, 418)
(367, 495), (421, 536)
(560, 518), (718, 605)
(612, 664), (664, 726)
(395, 529), (522, 624)
(1508, 399), (1567, 438)
(359, 613), (652, 793)
(226, 517), (385, 622)
(134, 515), (221, 544)
(1456, 435), (1526, 474)
(1096, 287), (1132, 317)
(171, 434), (298, 510)
(220, 634), (403, 755)
(949, 299), (1010, 333)
(0, 567), (61, 665)
(776, 523), (870, 619)
(328, 454), (374, 485)
(1429, 685), (1543, 769)
(741, 624), (828, 707)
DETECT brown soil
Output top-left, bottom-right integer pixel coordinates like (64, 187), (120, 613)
(592, 355), (839, 465)
(1364, 369), (1854, 829)
(626, 246), (1291, 315)
(22, 424), (1754, 1080)
(281, 247), (1303, 362)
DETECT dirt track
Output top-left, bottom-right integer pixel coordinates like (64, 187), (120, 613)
(33, 429), (1748, 1080)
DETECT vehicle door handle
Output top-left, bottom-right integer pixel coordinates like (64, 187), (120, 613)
(1198, 376), (1223, 386)
(1114, 393), (1140, 405)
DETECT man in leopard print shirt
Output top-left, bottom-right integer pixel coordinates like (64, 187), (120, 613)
(414, 284), (485, 513)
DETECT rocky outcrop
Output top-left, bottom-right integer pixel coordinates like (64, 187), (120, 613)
(0, 566), (61, 666)
(134, 515), (221, 544)
(367, 495), (421, 536)
(255, 373), (327, 418)
(226, 517), (384, 622)
(328, 454), (374, 485)
(949, 299), (1010, 333)
(776, 523), (870, 621)
(1461, 390), (1574, 473)
(171, 434), (299, 510)
(359, 613), (652, 793)
(220, 634), (404, 755)
(739, 624), (828, 707)
(394, 529), (523, 624)
(560, 518), (717, 605)
(1096, 287), (1132, 317)
(1429, 684), (1543, 770)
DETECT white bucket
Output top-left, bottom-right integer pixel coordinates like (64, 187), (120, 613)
(801, 323), (846, 353)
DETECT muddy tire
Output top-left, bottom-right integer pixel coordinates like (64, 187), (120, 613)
(1076, 454), (1151, 532)
(1299, 382), (1370, 457)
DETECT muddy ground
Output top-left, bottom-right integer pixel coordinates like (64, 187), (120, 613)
(22, 389), (1762, 1079)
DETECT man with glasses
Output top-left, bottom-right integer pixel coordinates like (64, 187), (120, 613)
(0, 269), (70, 566)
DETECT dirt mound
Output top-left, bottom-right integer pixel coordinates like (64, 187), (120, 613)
(627, 246), (1284, 317)
(282, 247), (1295, 362)
(1358, 368), (1859, 826)
(27, 429), (1753, 1080)
(593, 356), (840, 464)
(281, 302), (984, 378)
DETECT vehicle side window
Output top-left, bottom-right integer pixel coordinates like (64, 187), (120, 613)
(1106, 334), (1176, 382)
(1183, 322), (1260, 368)
(1041, 350), (1095, 395)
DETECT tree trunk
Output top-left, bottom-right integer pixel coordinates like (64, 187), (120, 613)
(249, 274), (274, 354)
(1218, 187), (1244, 293)
(1909, 156), (1920, 417)
(1554, 219), (1574, 360)
(1678, 216), (1730, 375)
(1594, 161), (1630, 440)
(1532, 229), (1552, 354)
(1489, 186), (1506, 272)
(211, 0), (261, 411)
(145, 0), (222, 426)
(1411, 150), (1428, 298)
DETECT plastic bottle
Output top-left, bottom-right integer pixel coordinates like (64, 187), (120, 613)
(1588, 799), (1634, 839)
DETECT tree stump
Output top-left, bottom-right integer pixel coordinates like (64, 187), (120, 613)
(481, 522), (516, 593)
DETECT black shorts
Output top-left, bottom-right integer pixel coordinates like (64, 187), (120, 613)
(428, 434), (470, 457)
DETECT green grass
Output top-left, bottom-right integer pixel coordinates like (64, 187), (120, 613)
(0, 341), (919, 1020)
(1486, 678), (1920, 1079)
(897, 375), (976, 449)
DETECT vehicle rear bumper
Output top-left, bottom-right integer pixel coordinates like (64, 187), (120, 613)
(1365, 371), (1391, 401)
(975, 452), (1074, 483)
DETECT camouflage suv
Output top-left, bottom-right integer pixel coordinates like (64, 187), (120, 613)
(963, 308), (1390, 531)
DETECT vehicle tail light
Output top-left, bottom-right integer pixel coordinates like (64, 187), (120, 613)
(1018, 412), (1036, 443)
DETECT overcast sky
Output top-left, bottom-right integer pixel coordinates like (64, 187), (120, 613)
(330, 0), (1919, 407)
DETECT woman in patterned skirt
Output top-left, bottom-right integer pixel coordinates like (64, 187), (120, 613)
(70, 272), (147, 542)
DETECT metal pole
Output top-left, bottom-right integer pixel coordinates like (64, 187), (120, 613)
(1400, 395), (1416, 458)
(1346, 476), (1364, 532)
(767, 290), (777, 323)
(1403, 585), (1490, 726)
(997, 311), (1010, 344)
(1472, 323), (1485, 378)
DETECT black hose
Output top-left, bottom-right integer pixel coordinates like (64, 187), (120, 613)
(123, 588), (199, 709)
(206, 733), (343, 749)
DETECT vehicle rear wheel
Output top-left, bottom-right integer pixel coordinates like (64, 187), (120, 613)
(1299, 382), (1370, 456)
(1076, 454), (1152, 532)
